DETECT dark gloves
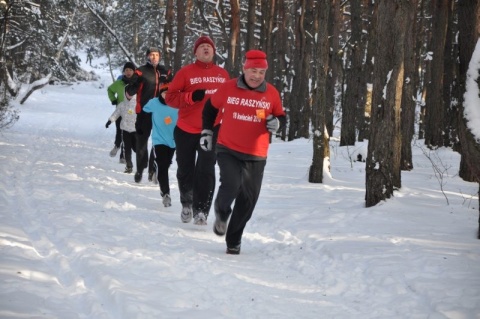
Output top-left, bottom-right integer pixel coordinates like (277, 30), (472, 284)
(111, 100), (118, 106)
(266, 114), (280, 133)
(105, 120), (111, 128)
(200, 129), (213, 151)
(192, 89), (206, 102)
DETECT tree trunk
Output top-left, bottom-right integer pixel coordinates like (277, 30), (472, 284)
(340, 0), (363, 146)
(173, 0), (186, 73)
(458, 0), (479, 183)
(287, 0), (310, 140)
(359, 0), (377, 142)
(442, 0), (457, 147)
(261, 0), (276, 84)
(366, 0), (407, 207)
(162, 0), (174, 68)
(245, 0), (257, 51)
(309, 0), (330, 183)
(424, 0), (450, 148)
(416, 0), (432, 141)
(457, 0), (480, 234)
(225, 0), (241, 77)
(132, 0), (139, 62)
(400, 0), (418, 171)
(326, 0), (341, 137)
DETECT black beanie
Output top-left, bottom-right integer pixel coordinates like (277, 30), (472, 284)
(123, 61), (136, 72)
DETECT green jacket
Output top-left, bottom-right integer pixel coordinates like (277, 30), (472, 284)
(107, 78), (127, 104)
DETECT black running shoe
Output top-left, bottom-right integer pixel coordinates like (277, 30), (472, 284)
(134, 171), (142, 183)
(124, 166), (133, 174)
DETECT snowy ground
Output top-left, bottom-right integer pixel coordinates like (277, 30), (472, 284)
(0, 57), (479, 319)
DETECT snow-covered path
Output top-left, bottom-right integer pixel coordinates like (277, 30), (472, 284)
(1, 64), (479, 319)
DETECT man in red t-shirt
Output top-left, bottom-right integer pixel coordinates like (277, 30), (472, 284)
(165, 36), (230, 225)
(201, 50), (286, 255)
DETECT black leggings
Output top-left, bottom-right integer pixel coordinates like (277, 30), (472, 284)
(121, 130), (136, 168)
(115, 117), (124, 159)
(135, 112), (154, 174)
(174, 126), (217, 216)
(152, 144), (175, 196)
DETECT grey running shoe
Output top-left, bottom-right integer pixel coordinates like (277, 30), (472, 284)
(213, 216), (226, 236)
(110, 145), (119, 157)
(193, 212), (207, 226)
(148, 170), (158, 184)
(181, 206), (193, 223)
(226, 246), (241, 255)
(162, 194), (171, 207)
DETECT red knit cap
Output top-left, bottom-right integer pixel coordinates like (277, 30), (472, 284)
(243, 50), (268, 69)
(194, 36), (216, 54)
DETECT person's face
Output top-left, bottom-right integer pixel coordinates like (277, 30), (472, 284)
(242, 67), (267, 88)
(123, 68), (135, 78)
(148, 52), (160, 65)
(195, 43), (214, 63)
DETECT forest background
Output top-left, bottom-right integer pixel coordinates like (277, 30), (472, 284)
(0, 0), (479, 223)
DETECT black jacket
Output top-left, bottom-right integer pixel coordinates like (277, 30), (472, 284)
(126, 62), (172, 114)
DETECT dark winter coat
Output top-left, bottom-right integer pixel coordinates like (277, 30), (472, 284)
(126, 62), (172, 114)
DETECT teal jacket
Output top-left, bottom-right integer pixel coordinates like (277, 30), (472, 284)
(143, 98), (178, 148)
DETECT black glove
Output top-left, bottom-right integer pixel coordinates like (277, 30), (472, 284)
(111, 100), (118, 106)
(192, 89), (206, 102)
(105, 120), (111, 128)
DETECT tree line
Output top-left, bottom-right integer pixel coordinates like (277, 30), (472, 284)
(1, 0), (479, 219)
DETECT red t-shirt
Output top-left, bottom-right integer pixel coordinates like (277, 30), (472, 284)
(165, 60), (230, 133)
(210, 78), (285, 157)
